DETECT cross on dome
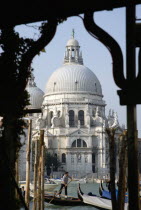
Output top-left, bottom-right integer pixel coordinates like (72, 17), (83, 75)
(72, 29), (75, 38)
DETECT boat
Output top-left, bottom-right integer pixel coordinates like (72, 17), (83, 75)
(50, 178), (62, 184)
(99, 181), (129, 203)
(30, 179), (58, 191)
(77, 184), (129, 210)
(44, 194), (85, 206)
(77, 178), (87, 184)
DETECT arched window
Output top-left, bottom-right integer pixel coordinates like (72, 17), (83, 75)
(62, 153), (66, 163)
(78, 110), (84, 126)
(69, 110), (75, 127)
(71, 139), (87, 148)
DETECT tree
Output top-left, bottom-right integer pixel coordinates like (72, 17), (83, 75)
(0, 19), (57, 209)
(44, 150), (61, 176)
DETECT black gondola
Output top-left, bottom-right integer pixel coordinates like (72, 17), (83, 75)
(99, 180), (104, 197)
(77, 184), (129, 210)
(44, 194), (85, 206)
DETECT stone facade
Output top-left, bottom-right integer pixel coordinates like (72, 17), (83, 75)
(19, 34), (123, 179)
(41, 35), (120, 178)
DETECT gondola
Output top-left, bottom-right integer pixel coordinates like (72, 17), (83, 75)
(44, 194), (85, 206)
(99, 181), (128, 203)
(99, 181), (118, 200)
(77, 184), (128, 210)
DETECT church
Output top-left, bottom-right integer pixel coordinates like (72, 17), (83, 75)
(19, 33), (122, 179)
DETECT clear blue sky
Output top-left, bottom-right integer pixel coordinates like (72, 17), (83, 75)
(16, 5), (141, 136)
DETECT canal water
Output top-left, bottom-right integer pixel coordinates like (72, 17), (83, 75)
(28, 182), (102, 210)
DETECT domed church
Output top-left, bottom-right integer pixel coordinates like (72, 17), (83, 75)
(18, 32), (121, 180)
(40, 33), (120, 178)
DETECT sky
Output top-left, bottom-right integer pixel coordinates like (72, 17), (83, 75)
(16, 5), (141, 136)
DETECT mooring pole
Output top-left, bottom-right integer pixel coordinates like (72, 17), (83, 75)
(25, 119), (32, 208)
(126, 2), (140, 210)
(32, 139), (38, 210)
(40, 130), (45, 210)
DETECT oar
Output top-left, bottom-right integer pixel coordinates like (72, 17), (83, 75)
(48, 180), (72, 204)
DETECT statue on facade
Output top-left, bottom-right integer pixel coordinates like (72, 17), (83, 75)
(93, 106), (104, 127)
(35, 113), (45, 129)
(108, 110), (119, 129)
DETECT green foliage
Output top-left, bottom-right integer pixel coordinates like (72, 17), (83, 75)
(44, 149), (61, 172)
(0, 27), (34, 152)
(0, 20), (57, 209)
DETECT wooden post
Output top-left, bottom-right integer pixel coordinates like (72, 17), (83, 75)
(40, 130), (45, 210)
(106, 128), (117, 210)
(117, 131), (128, 210)
(25, 119), (32, 208)
(126, 3), (140, 209)
(15, 156), (19, 199)
(32, 139), (38, 210)
(37, 131), (42, 210)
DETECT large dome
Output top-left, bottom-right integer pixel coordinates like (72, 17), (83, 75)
(45, 64), (102, 96)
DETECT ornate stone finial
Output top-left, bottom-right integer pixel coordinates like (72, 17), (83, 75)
(72, 29), (75, 38)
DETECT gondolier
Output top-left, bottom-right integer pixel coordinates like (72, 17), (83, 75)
(58, 172), (72, 198)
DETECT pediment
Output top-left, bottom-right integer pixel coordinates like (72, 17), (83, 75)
(68, 129), (89, 137)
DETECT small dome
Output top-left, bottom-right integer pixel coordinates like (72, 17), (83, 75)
(66, 38), (79, 47)
(26, 74), (44, 109)
(45, 64), (102, 96)
(26, 86), (44, 109)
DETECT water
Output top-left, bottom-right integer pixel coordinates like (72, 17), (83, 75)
(28, 182), (101, 210)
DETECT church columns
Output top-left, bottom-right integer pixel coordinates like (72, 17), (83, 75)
(97, 133), (103, 175)
(97, 131), (106, 177)
(101, 131), (106, 175)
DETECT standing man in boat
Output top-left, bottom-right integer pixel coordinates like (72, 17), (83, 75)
(58, 172), (72, 198)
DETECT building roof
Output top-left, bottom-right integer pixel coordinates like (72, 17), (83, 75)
(45, 64), (102, 96)
(45, 36), (102, 96)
